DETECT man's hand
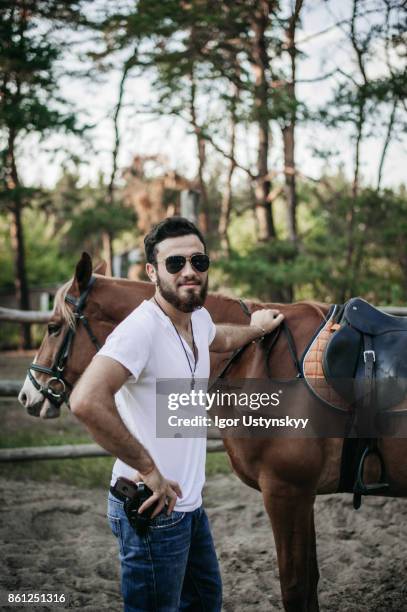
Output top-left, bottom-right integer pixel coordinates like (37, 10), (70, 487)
(250, 308), (285, 335)
(210, 309), (285, 353)
(138, 467), (183, 517)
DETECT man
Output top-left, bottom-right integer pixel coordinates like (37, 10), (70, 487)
(70, 217), (284, 612)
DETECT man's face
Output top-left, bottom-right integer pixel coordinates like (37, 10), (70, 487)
(147, 234), (208, 313)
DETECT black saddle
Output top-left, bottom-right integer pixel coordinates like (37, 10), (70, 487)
(323, 297), (407, 413)
(323, 297), (407, 507)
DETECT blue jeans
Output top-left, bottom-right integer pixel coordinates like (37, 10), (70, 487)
(107, 493), (222, 612)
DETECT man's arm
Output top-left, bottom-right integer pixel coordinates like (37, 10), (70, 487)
(70, 355), (182, 516)
(210, 308), (285, 353)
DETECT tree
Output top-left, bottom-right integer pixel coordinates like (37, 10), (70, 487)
(48, 169), (137, 262)
(0, 0), (90, 347)
(97, 1), (283, 242)
(279, 0), (303, 243)
(318, 0), (406, 300)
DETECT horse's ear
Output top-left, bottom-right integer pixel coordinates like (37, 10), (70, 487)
(94, 260), (107, 276)
(73, 252), (93, 294)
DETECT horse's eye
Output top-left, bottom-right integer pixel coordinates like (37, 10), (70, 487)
(47, 323), (61, 336)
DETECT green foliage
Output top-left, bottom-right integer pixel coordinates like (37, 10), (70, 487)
(68, 196), (136, 245)
(213, 177), (407, 305)
(0, 208), (77, 289)
(0, 0), (406, 340)
(0, 1), (87, 150)
(215, 240), (299, 302)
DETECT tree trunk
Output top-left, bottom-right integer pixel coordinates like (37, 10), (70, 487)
(219, 160), (235, 253)
(282, 125), (297, 242)
(219, 84), (238, 253)
(6, 127), (31, 348)
(9, 205), (31, 348)
(342, 99), (365, 302)
(102, 231), (113, 276)
(340, 0), (368, 302)
(196, 135), (209, 233)
(189, 65), (209, 233)
(377, 98), (397, 191)
(105, 61), (131, 277)
(252, 0), (276, 242)
(282, 0), (302, 243)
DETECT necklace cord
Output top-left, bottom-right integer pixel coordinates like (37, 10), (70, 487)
(153, 298), (197, 383)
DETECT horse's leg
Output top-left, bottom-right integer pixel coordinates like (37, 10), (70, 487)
(307, 509), (319, 611)
(262, 488), (319, 612)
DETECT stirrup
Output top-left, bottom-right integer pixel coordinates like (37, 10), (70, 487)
(353, 444), (389, 510)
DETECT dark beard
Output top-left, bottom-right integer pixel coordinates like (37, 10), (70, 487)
(156, 275), (208, 313)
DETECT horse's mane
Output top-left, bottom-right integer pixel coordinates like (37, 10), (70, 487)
(54, 279), (76, 329)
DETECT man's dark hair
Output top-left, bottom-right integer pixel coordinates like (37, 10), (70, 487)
(144, 217), (206, 264)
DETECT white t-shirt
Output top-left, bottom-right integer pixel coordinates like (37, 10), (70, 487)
(96, 299), (217, 511)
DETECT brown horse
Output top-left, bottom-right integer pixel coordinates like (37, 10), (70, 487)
(19, 253), (407, 612)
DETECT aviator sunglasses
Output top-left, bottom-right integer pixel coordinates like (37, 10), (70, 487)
(157, 253), (210, 274)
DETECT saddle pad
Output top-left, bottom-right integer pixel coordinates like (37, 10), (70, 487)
(302, 309), (351, 412)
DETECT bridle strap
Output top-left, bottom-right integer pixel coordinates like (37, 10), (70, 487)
(28, 276), (100, 407)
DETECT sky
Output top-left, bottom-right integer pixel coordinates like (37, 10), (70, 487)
(21, 0), (406, 192)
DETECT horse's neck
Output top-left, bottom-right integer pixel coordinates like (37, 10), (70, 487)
(205, 294), (251, 325)
(96, 279), (251, 324)
(96, 278), (330, 330)
(96, 277), (154, 320)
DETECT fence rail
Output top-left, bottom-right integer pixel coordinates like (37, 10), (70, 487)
(0, 440), (224, 462)
(2, 305), (407, 325)
(2, 301), (407, 462)
(0, 380), (22, 396)
(0, 379), (223, 461)
(0, 306), (51, 323)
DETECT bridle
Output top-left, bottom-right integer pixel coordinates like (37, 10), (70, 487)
(28, 276), (101, 408)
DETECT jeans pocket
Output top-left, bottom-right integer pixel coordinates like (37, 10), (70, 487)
(107, 514), (121, 538)
(149, 510), (186, 530)
(108, 513), (128, 558)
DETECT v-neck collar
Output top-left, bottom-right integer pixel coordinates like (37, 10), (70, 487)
(146, 299), (198, 362)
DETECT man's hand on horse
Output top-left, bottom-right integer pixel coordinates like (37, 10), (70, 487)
(211, 309), (285, 352)
(138, 466), (183, 517)
(250, 309), (285, 336)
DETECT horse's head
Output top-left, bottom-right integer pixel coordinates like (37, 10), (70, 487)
(18, 252), (111, 418)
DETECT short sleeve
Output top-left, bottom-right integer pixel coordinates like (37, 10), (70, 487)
(196, 307), (217, 345)
(96, 312), (152, 380)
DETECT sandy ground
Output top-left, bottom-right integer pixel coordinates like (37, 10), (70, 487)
(1, 353), (406, 611)
(0, 474), (406, 612)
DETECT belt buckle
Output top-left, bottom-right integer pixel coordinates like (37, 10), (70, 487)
(363, 350), (376, 363)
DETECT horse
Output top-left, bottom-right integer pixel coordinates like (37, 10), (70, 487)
(18, 252), (407, 612)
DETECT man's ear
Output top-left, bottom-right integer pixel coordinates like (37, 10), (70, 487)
(94, 260), (107, 276)
(146, 262), (157, 284)
(73, 252), (93, 294)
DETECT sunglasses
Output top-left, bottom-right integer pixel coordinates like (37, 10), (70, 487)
(158, 253), (210, 274)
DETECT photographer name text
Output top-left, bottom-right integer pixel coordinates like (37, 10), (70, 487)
(168, 415), (309, 429)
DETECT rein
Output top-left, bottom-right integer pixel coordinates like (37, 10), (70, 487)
(214, 300), (302, 381)
(28, 276), (100, 408)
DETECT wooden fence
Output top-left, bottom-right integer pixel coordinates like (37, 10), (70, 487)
(0, 378), (224, 462)
(2, 302), (407, 462)
(2, 305), (407, 323)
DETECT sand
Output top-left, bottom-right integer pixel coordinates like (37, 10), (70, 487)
(0, 473), (406, 612)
